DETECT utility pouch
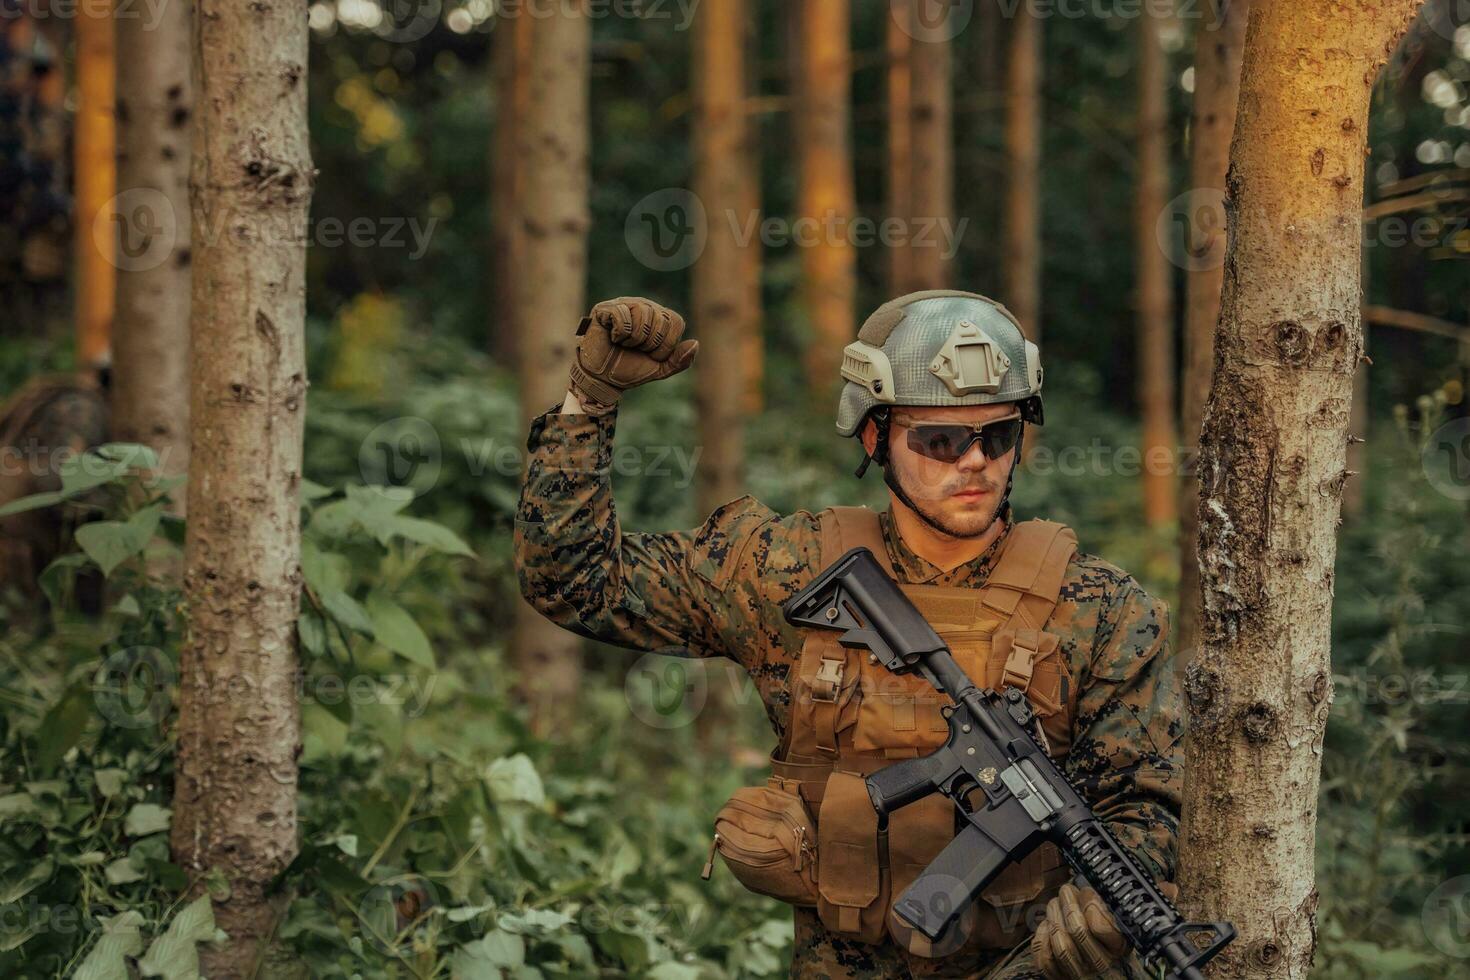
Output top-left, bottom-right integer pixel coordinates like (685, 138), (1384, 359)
(707, 777), (819, 907)
(816, 770), (889, 944)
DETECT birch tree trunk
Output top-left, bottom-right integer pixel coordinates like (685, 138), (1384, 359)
(908, 0), (953, 292)
(1178, 0), (1251, 656)
(1136, 5), (1176, 531)
(795, 0), (856, 396)
(694, 0), (754, 514)
(1180, 3), (1425, 976)
(74, 0), (115, 367)
(490, 8), (531, 365)
(511, 0), (589, 733)
(112, 0), (192, 494)
(1002, 5), (1041, 339)
(172, 0), (313, 972)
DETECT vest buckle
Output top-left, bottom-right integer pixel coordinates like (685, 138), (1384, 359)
(812, 657), (845, 702)
(1002, 631), (1042, 690)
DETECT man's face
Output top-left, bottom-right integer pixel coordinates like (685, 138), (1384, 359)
(861, 403), (1021, 539)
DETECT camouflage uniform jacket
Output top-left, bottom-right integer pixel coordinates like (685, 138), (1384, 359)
(514, 408), (1183, 979)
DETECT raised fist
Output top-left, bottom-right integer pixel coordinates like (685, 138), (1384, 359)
(568, 297), (699, 415)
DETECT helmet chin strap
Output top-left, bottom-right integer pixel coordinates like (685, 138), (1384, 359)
(855, 409), (1021, 539)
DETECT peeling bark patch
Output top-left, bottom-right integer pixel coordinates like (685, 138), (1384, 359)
(255, 312), (280, 355)
(1250, 824), (1277, 839)
(1272, 320), (1312, 367)
(1309, 670), (1331, 704)
(1241, 701), (1279, 743)
(1309, 398), (1350, 429)
(1310, 148), (1325, 175)
(1184, 662), (1220, 714)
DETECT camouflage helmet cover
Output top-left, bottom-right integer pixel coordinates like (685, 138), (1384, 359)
(836, 290), (1043, 437)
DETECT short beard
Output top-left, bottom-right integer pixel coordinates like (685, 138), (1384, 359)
(887, 460), (1006, 540)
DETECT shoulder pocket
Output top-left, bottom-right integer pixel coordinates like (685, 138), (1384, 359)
(690, 495), (779, 592)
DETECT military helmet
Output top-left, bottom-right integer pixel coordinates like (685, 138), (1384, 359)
(836, 290), (1043, 437)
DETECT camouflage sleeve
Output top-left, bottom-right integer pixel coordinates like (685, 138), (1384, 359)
(1065, 582), (1183, 884)
(513, 407), (780, 667)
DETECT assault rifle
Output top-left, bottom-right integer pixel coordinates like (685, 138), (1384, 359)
(783, 547), (1235, 980)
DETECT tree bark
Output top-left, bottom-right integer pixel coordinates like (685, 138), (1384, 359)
(1178, 0), (1251, 657)
(908, 0), (953, 292)
(1136, 6), (1176, 531)
(1002, 5), (1041, 339)
(490, 8), (532, 366)
(795, 0), (856, 397)
(886, 2), (913, 295)
(112, 0), (192, 498)
(74, 0), (116, 367)
(694, 0), (754, 514)
(511, 0), (589, 735)
(1180, 3), (1425, 976)
(737, 3), (764, 416)
(171, 0), (313, 972)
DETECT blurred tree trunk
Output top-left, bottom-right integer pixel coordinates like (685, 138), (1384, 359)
(1179, 3), (1425, 976)
(1135, 6), (1176, 532)
(886, 2), (913, 294)
(694, 0), (754, 514)
(512, 0), (589, 735)
(737, 6), (764, 417)
(795, 0), (856, 397)
(490, 9), (531, 366)
(112, 0), (192, 499)
(1178, 0), (1251, 657)
(172, 0), (313, 972)
(908, 0), (954, 292)
(1002, 5), (1041, 340)
(74, 0), (115, 368)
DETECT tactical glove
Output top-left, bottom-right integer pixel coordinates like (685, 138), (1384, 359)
(1031, 881), (1178, 980)
(568, 297), (699, 416)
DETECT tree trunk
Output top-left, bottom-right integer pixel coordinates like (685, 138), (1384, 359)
(111, 0), (192, 497)
(1178, 0), (1251, 658)
(795, 0), (856, 397)
(1002, 5), (1041, 339)
(908, 0), (953, 292)
(1136, 6), (1176, 531)
(171, 0), (313, 972)
(1180, 3), (1425, 977)
(694, 0), (753, 514)
(737, 5), (764, 417)
(74, 0), (116, 367)
(511, 0), (589, 735)
(886, 1), (913, 295)
(490, 8), (532, 366)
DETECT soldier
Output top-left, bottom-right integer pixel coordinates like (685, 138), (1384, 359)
(515, 293), (1182, 980)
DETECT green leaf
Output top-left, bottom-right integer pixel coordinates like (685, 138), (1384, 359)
(60, 444), (159, 496)
(497, 908), (574, 935)
(300, 478), (334, 501)
(76, 504), (163, 576)
(380, 515), (475, 557)
(104, 857), (146, 885)
(0, 793), (38, 821)
(34, 682), (93, 772)
(302, 703), (350, 763)
(321, 589), (374, 636)
(594, 929), (651, 971)
(366, 592), (434, 667)
(348, 483), (415, 519)
(138, 894), (225, 979)
(298, 610), (327, 657)
(301, 541), (349, 595)
(124, 803), (172, 837)
(94, 768), (128, 797)
(74, 911), (145, 980)
(485, 755), (545, 807)
(0, 858), (54, 903)
(647, 964), (703, 980)
(0, 489), (65, 517)
(452, 930), (525, 976)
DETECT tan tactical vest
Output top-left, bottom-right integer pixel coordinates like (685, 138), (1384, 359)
(708, 507), (1079, 959)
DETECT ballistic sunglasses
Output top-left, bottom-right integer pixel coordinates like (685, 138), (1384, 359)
(893, 413), (1024, 464)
